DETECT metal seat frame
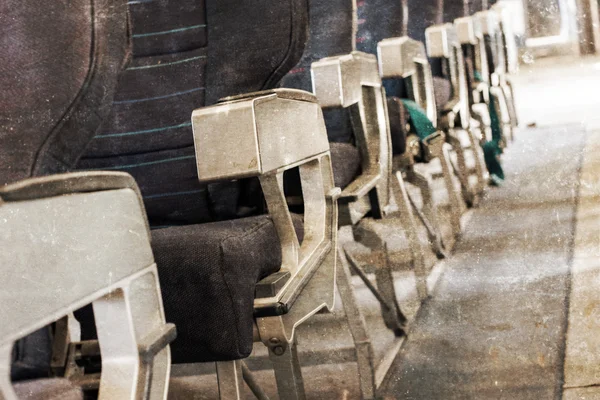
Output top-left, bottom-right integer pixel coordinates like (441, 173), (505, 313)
(311, 50), (428, 400)
(426, 23), (489, 204)
(0, 172), (175, 400)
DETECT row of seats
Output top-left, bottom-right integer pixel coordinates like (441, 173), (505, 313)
(0, 0), (519, 399)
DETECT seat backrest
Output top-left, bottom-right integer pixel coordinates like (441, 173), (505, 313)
(444, 0), (469, 22)
(281, 0), (353, 93)
(407, 0), (444, 45)
(0, 0), (128, 186)
(469, 0), (488, 13)
(356, 0), (407, 56)
(74, 0), (309, 226)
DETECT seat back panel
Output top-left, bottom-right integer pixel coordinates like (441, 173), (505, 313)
(0, 0), (128, 184)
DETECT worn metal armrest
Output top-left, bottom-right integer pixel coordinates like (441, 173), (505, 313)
(191, 89), (339, 317)
(426, 23), (471, 128)
(377, 37), (437, 124)
(456, 15), (491, 86)
(338, 172), (381, 204)
(492, 3), (519, 74)
(311, 51), (393, 224)
(0, 172), (173, 400)
(476, 10), (504, 83)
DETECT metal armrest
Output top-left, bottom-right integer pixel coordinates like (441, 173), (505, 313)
(456, 16), (491, 86)
(476, 10), (505, 79)
(192, 89), (339, 318)
(0, 172), (173, 400)
(338, 172), (381, 204)
(426, 24), (471, 128)
(377, 37), (437, 124)
(492, 3), (519, 74)
(311, 51), (392, 224)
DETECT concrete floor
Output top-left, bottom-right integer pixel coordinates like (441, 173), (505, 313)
(169, 56), (600, 399)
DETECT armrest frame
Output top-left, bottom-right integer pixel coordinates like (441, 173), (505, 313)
(192, 89), (339, 320)
(426, 23), (471, 129)
(492, 3), (519, 75)
(456, 16), (492, 106)
(0, 172), (173, 400)
(311, 51), (393, 225)
(476, 10), (505, 85)
(377, 37), (438, 125)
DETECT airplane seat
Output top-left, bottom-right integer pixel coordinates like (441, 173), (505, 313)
(73, 0), (309, 363)
(279, 1), (435, 398)
(359, 0), (468, 240)
(1, 0), (134, 388)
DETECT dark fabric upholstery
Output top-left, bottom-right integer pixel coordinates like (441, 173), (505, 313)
(387, 97), (409, 155)
(10, 327), (52, 382)
(0, 0), (128, 185)
(407, 0), (444, 45)
(280, 0), (354, 143)
(76, 1), (216, 226)
(468, 0), (487, 13)
(356, 0), (406, 55)
(153, 215), (304, 363)
(329, 143), (361, 189)
(77, 0), (310, 226)
(433, 76), (453, 110)
(444, 0), (469, 22)
(13, 378), (82, 400)
(281, 0), (353, 93)
(206, 0), (309, 104)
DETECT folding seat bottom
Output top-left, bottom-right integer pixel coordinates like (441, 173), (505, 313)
(153, 215), (304, 364)
(13, 378), (82, 400)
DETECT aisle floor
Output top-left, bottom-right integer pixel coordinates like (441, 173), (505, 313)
(381, 56), (600, 400)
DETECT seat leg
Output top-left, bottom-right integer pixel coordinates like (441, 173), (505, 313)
(407, 168), (446, 258)
(216, 360), (244, 400)
(336, 248), (376, 400)
(467, 126), (488, 195)
(268, 337), (305, 400)
(93, 268), (171, 400)
(503, 81), (519, 131)
(372, 245), (408, 334)
(0, 343), (17, 400)
(446, 133), (475, 208)
(392, 171), (429, 301)
(437, 144), (464, 238)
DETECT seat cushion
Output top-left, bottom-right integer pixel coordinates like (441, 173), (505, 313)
(13, 378), (82, 400)
(153, 214), (303, 363)
(433, 76), (452, 111)
(329, 142), (361, 189)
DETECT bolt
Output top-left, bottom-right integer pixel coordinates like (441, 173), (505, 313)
(272, 345), (285, 356)
(268, 337), (280, 345)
